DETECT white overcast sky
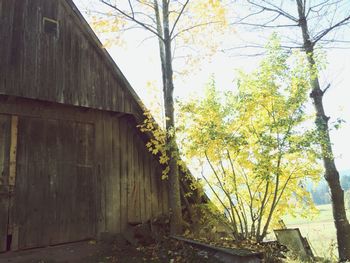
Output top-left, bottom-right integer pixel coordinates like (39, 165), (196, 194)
(73, 0), (350, 172)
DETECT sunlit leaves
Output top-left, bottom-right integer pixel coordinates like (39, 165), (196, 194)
(178, 39), (323, 240)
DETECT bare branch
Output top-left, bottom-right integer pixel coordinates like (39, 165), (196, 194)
(234, 21), (298, 28)
(135, 0), (156, 10)
(171, 21), (221, 40)
(314, 15), (350, 43)
(201, 171), (239, 235)
(128, 0), (135, 18)
(247, 0), (298, 22)
(100, 0), (164, 40)
(322, 83), (331, 95)
(170, 0), (190, 38)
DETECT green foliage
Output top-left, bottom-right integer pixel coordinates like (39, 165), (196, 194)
(178, 37), (322, 241)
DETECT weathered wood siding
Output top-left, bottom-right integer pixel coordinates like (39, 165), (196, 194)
(96, 113), (169, 234)
(0, 115), (11, 251)
(14, 117), (96, 249)
(0, 97), (168, 251)
(0, 0), (170, 251)
(0, 0), (143, 117)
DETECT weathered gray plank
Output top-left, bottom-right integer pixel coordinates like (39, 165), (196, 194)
(0, 186), (9, 252)
(144, 153), (152, 221)
(45, 119), (59, 245)
(138, 138), (146, 223)
(59, 120), (76, 243)
(0, 115), (11, 252)
(104, 115), (115, 232)
(19, 117), (45, 248)
(112, 118), (121, 233)
(120, 117), (128, 231)
(0, 115), (11, 187)
(150, 158), (161, 217)
(95, 114), (106, 234)
(127, 126), (137, 223)
(134, 133), (141, 223)
(74, 122), (95, 240)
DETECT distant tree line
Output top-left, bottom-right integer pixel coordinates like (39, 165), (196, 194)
(311, 174), (350, 207)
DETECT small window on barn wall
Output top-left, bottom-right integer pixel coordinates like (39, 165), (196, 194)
(43, 17), (59, 38)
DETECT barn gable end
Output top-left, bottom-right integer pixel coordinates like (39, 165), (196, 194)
(0, 0), (169, 252)
(0, 0), (144, 117)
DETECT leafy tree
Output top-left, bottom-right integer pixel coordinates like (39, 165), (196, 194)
(178, 39), (321, 242)
(90, 0), (227, 234)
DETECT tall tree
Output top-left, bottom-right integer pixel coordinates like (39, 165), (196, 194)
(91, 0), (226, 234)
(233, 0), (350, 259)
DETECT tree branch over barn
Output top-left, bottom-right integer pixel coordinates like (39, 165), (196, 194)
(93, 0), (227, 234)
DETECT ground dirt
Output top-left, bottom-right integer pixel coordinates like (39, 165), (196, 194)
(0, 238), (224, 263)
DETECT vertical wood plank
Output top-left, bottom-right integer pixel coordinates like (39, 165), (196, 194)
(87, 122), (96, 237)
(120, 117), (128, 231)
(95, 113), (105, 234)
(162, 176), (169, 215)
(144, 153), (152, 222)
(156, 164), (164, 216)
(0, 115), (11, 252)
(13, 116), (28, 249)
(19, 117), (45, 248)
(138, 138), (145, 223)
(74, 122), (95, 240)
(150, 159), (159, 218)
(134, 134), (141, 223)
(104, 115), (115, 232)
(63, 121), (76, 243)
(127, 125), (136, 223)
(45, 119), (59, 245)
(0, 115), (11, 186)
(112, 118), (121, 233)
(0, 187), (9, 252)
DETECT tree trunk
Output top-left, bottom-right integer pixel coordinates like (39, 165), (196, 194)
(161, 0), (183, 235)
(296, 1), (350, 260)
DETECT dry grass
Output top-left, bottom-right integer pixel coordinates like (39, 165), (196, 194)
(281, 204), (350, 261)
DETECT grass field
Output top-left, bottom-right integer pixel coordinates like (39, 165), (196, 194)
(281, 204), (350, 259)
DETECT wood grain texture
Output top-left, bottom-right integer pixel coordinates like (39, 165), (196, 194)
(0, 0), (145, 119)
(0, 115), (11, 252)
(13, 116), (96, 249)
(0, 98), (169, 249)
(111, 118), (121, 233)
(0, 0), (171, 247)
(119, 116), (128, 232)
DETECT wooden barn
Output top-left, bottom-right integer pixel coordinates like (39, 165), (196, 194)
(0, 0), (189, 252)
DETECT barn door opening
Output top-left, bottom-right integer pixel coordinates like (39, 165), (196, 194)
(13, 116), (96, 249)
(0, 115), (17, 253)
